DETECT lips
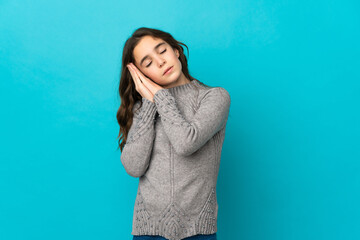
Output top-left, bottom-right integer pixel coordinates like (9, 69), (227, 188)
(163, 66), (173, 75)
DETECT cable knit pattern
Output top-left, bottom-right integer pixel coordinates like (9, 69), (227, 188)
(121, 98), (157, 177)
(126, 98), (157, 144)
(120, 79), (231, 240)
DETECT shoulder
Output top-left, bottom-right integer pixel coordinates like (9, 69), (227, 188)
(194, 79), (230, 99)
(214, 87), (231, 101)
(197, 84), (231, 106)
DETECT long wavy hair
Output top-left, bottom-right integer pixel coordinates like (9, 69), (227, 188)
(116, 27), (197, 151)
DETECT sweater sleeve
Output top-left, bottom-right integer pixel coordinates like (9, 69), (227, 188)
(153, 87), (231, 157)
(120, 98), (157, 178)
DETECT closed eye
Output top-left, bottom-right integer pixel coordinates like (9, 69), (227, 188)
(145, 49), (167, 67)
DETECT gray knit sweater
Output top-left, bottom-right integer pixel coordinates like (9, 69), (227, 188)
(120, 79), (231, 240)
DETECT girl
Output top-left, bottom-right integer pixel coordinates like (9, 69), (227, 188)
(116, 27), (231, 240)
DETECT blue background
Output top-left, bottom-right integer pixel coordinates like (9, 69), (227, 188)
(1, 0), (359, 239)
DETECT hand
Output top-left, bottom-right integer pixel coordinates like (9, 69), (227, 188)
(126, 63), (164, 103)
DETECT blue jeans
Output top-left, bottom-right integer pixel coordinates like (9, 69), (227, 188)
(132, 233), (217, 240)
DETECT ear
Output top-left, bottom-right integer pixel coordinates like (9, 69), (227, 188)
(175, 49), (180, 58)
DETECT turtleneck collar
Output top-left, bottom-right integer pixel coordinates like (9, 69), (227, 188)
(166, 79), (200, 96)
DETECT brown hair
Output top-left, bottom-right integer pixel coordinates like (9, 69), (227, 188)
(116, 27), (197, 151)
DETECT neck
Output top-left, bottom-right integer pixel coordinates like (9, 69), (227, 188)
(162, 72), (190, 89)
(165, 77), (199, 97)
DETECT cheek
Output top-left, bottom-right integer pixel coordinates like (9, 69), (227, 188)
(169, 51), (178, 61)
(144, 69), (160, 81)
(175, 56), (182, 71)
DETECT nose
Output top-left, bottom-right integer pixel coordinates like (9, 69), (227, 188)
(154, 55), (165, 67)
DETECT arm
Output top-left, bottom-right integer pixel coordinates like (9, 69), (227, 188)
(153, 87), (231, 157)
(120, 98), (157, 178)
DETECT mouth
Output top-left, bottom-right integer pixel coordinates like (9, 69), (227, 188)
(163, 66), (173, 76)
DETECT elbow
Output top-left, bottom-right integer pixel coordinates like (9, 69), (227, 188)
(172, 144), (197, 157)
(125, 168), (145, 178)
(171, 134), (203, 157)
(120, 154), (146, 178)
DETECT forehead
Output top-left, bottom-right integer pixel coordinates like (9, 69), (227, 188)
(133, 36), (166, 61)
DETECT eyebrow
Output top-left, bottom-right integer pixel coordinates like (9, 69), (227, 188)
(139, 42), (166, 66)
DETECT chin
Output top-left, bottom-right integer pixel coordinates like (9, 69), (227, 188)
(159, 72), (180, 86)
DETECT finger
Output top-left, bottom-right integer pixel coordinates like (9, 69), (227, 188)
(128, 64), (155, 101)
(128, 64), (150, 100)
(129, 63), (163, 97)
(127, 64), (137, 82)
(129, 63), (156, 90)
(127, 64), (141, 89)
(128, 64), (141, 82)
(129, 63), (147, 83)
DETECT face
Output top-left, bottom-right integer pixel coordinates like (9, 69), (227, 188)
(132, 36), (182, 86)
